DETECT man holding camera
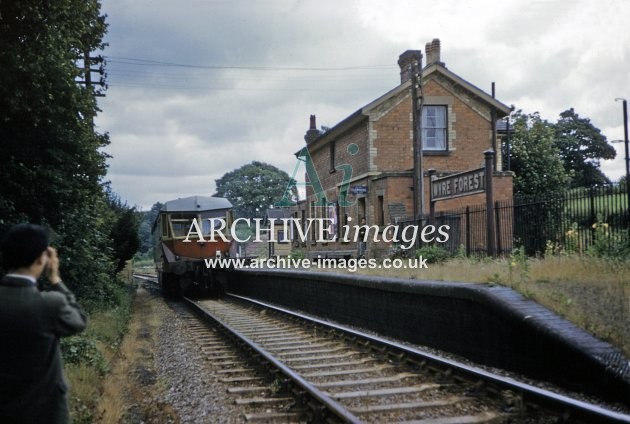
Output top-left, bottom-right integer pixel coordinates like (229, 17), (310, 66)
(0, 223), (87, 424)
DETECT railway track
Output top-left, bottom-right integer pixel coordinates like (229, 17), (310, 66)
(137, 274), (310, 422)
(134, 274), (630, 423)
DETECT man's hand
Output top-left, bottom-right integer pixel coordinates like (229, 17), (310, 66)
(46, 247), (62, 285)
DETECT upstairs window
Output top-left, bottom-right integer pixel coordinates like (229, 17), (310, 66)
(422, 105), (447, 151)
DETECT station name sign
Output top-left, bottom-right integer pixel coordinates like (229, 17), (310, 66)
(350, 185), (368, 195)
(431, 167), (485, 201)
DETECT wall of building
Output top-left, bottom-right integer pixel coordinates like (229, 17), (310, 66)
(297, 48), (513, 259)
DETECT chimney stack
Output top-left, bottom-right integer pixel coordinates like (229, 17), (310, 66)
(425, 38), (444, 66)
(304, 114), (320, 144)
(397, 50), (423, 84)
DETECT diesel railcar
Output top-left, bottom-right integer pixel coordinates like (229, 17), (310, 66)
(153, 195), (233, 297)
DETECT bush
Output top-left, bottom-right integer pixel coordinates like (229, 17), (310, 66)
(61, 336), (107, 374)
(415, 245), (450, 263)
(288, 249), (306, 260)
(588, 220), (630, 259)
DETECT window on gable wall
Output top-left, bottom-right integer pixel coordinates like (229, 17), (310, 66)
(422, 105), (447, 151)
(329, 141), (336, 172)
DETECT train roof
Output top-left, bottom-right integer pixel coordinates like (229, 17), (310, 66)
(161, 195), (232, 212)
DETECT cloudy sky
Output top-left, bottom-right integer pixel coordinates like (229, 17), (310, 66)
(96, 0), (630, 210)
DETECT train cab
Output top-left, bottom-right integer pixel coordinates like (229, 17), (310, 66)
(153, 195), (233, 297)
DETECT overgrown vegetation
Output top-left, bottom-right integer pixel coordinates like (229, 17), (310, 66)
(64, 276), (135, 423)
(0, 2), (141, 422)
(414, 245), (451, 263)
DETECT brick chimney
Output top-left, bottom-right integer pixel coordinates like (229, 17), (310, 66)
(425, 38), (444, 66)
(397, 50), (422, 84)
(304, 114), (320, 144)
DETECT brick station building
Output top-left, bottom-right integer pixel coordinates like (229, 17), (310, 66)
(294, 39), (514, 258)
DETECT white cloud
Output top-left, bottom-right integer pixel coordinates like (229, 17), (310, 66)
(97, 0), (630, 209)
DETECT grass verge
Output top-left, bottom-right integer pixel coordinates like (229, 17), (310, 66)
(63, 279), (135, 423)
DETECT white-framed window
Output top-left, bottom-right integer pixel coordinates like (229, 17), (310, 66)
(422, 105), (447, 151)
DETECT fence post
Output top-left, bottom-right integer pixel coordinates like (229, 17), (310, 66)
(428, 169), (437, 225)
(484, 150), (496, 257)
(465, 206), (471, 256)
(495, 201), (502, 255)
(590, 187), (596, 246)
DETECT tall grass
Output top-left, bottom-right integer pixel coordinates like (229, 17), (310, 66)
(64, 276), (135, 423)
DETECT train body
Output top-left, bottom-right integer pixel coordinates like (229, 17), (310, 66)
(153, 195), (233, 297)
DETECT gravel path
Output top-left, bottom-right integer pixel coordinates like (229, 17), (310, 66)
(99, 288), (248, 423)
(152, 292), (248, 423)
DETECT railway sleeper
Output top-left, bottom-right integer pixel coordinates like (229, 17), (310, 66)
(275, 346), (348, 357)
(270, 342), (332, 352)
(235, 396), (294, 405)
(291, 358), (372, 370)
(400, 411), (505, 424)
(327, 383), (444, 399)
(227, 386), (271, 394)
(301, 364), (393, 378)
(243, 411), (306, 422)
(316, 373), (419, 388)
(350, 396), (469, 413)
(217, 368), (256, 374)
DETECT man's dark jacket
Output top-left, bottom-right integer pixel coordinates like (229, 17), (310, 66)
(0, 275), (87, 423)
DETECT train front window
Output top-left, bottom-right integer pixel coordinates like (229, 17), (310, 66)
(202, 218), (225, 235)
(160, 214), (169, 237)
(169, 213), (197, 238)
(200, 211), (227, 237)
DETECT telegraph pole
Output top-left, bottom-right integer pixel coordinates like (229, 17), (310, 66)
(411, 57), (424, 225)
(80, 49), (106, 97)
(615, 98), (629, 230)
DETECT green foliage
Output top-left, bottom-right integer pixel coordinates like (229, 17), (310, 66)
(554, 108), (615, 188)
(214, 161), (298, 218)
(61, 336), (108, 374)
(509, 111), (570, 196)
(0, 0), (142, 308)
(562, 222), (581, 254)
(508, 246), (530, 284)
(288, 249), (306, 260)
(454, 244), (467, 259)
(414, 245), (450, 263)
(0, 0), (109, 228)
(0, 5), (141, 424)
(136, 202), (162, 258)
(107, 192), (141, 273)
(588, 219), (630, 259)
(508, 108), (614, 193)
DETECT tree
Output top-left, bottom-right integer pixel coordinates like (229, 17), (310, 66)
(107, 192), (141, 273)
(136, 202), (163, 258)
(554, 108), (616, 188)
(509, 111), (570, 196)
(0, 1), (141, 306)
(214, 161), (298, 218)
(0, 0), (109, 228)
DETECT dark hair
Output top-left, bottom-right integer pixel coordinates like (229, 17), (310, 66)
(0, 223), (50, 270)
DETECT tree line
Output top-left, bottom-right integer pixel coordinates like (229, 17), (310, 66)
(0, 0), (139, 307)
(508, 108), (616, 197)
